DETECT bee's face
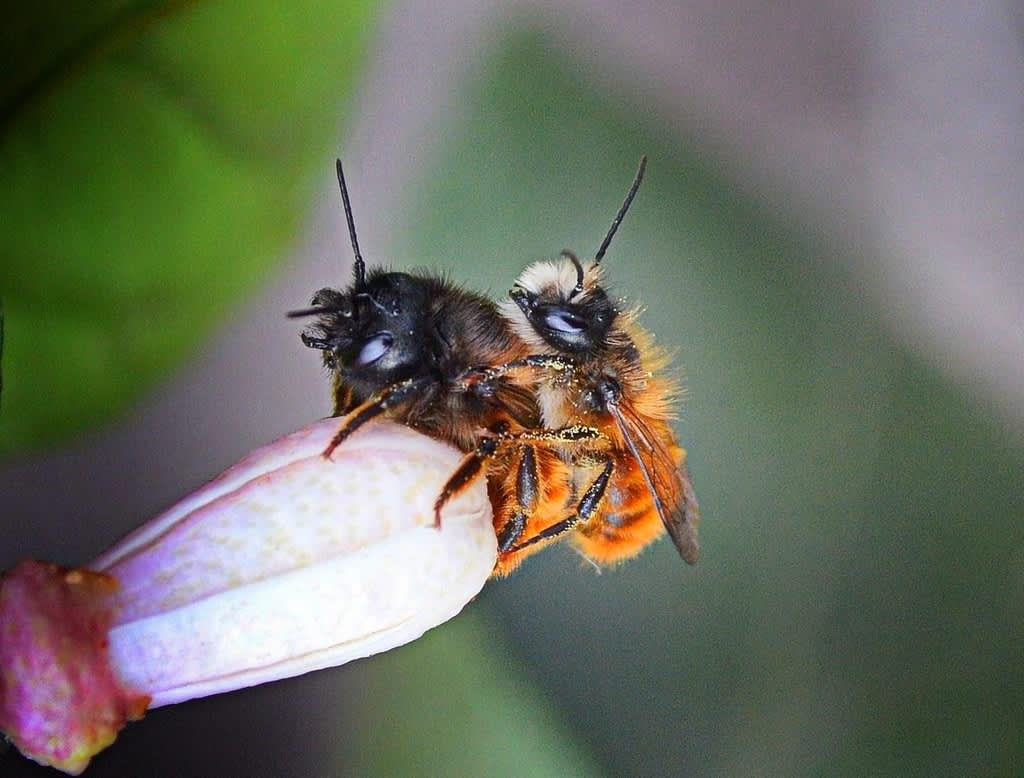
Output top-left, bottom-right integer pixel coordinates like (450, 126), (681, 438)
(505, 257), (617, 355)
(308, 272), (434, 391)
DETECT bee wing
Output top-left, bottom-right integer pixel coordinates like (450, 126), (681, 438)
(666, 457), (700, 565)
(609, 403), (700, 565)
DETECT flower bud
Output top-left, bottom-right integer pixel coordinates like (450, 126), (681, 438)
(1, 419), (496, 773)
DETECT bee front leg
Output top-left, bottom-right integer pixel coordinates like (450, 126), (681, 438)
(433, 434), (504, 528)
(455, 354), (579, 392)
(323, 375), (432, 458)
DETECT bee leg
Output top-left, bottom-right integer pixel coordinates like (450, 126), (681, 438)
(331, 382), (358, 417)
(433, 436), (502, 528)
(323, 375), (432, 459)
(496, 426), (604, 547)
(496, 513), (526, 553)
(499, 424), (605, 546)
(510, 457), (615, 553)
(516, 424), (604, 446)
(496, 445), (539, 552)
(299, 334), (332, 350)
(455, 354), (578, 390)
(434, 424), (593, 532)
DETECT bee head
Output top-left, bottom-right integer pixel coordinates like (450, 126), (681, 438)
(503, 156), (647, 356)
(505, 253), (617, 355)
(289, 161), (438, 396)
(297, 271), (434, 394)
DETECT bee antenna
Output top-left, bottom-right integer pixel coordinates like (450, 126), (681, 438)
(335, 159), (366, 290)
(562, 250), (585, 300)
(593, 155), (647, 266)
(286, 305), (331, 319)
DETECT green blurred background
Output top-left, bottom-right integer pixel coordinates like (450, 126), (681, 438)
(3, 3), (1023, 776)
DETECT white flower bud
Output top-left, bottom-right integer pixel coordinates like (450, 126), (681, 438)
(95, 418), (497, 706)
(0, 419), (496, 773)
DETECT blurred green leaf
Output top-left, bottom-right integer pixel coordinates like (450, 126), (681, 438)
(0, 1), (377, 455)
(0, 303), (4, 411)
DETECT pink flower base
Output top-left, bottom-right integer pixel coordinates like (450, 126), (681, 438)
(0, 561), (150, 774)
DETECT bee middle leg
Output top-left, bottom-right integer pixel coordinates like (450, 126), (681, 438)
(509, 457), (615, 553)
(496, 444), (538, 553)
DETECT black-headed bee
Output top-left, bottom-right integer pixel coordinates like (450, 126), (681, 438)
(290, 161), (600, 547)
(460, 157), (700, 574)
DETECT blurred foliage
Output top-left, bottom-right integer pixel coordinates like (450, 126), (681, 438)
(341, 612), (604, 776)
(363, 30), (1024, 776)
(0, 0), (376, 455)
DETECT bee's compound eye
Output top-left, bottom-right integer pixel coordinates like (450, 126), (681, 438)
(544, 310), (586, 334)
(356, 332), (394, 366)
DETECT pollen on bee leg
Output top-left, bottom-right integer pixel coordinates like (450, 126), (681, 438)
(0, 419), (496, 775)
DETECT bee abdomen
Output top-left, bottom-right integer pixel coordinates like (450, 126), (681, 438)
(572, 485), (667, 564)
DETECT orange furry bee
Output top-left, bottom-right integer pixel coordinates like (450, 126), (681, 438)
(290, 161), (602, 565)
(460, 157), (700, 574)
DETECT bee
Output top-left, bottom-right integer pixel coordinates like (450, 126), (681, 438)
(461, 157), (700, 573)
(289, 161), (601, 550)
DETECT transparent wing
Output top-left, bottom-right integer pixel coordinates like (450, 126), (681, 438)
(609, 402), (700, 564)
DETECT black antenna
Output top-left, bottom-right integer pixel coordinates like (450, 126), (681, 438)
(336, 159), (366, 289)
(593, 155), (647, 266)
(561, 250), (586, 300)
(286, 305), (331, 319)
